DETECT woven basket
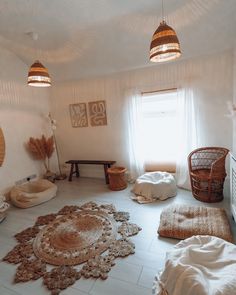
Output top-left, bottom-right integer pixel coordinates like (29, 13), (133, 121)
(107, 166), (127, 191)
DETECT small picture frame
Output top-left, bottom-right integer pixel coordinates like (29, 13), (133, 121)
(88, 100), (107, 126)
(69, 103), (88, 127)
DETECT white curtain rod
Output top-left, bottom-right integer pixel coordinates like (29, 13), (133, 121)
(141, 87), (177, 95)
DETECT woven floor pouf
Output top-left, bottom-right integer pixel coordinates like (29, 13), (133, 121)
(10, 179), (57, 208)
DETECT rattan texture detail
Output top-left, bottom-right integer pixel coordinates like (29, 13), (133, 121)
(150, 21), (181, 62)
(28, 60), (51, 87)
(107, 166), (127, 191)
(158, 205), (233, 242)
(33, 210), (117, 266)
(2, 202), (142, 294)
(188, 147), (229, 202)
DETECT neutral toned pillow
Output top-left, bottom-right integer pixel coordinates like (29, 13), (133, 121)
(158, 204), (233, 242)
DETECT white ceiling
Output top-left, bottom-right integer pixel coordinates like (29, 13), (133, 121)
(0, 0), (235, 81)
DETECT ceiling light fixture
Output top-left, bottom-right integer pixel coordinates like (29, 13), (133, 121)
(27, 32), (51, 87)
(28, 60), (51, 87)
(150, 0), (181, 63)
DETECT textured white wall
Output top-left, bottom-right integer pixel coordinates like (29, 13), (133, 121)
(50, 50), (233, 179)
(0, 47), (52, 193)
(233, 48), (236, 154)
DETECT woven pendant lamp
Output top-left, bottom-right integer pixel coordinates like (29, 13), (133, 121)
(150, 0), (181, 62)
(28, 60), (51, 87)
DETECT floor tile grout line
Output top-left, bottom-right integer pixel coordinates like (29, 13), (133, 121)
(88, 275), (152, 294)
(137, 265), (144, 284)
(88, 278), (97, 293)
(109, 274), (139, 285)
(70, 285), (91, 295)
(0, 281), (22, 295)
(147, 236), (155, 252)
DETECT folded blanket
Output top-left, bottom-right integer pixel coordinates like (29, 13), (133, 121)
(154, 235), (236, 295)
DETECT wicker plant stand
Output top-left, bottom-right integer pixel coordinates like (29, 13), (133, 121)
(107, 166), (127, 191)
(188, 147), (229, 203)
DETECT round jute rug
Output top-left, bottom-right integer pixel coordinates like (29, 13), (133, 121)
(33, 210), (117, 265)
(3, 202), (142, 294)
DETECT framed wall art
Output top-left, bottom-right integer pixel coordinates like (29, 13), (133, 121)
(88, 100), (107, 126)
(69, 103), (88, 127)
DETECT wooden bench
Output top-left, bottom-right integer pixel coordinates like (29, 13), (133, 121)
(65, 160), (116, 184)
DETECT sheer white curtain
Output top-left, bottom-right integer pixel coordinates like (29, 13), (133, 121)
(124, 87), (198, 187)
(125, 89), (145, 181)
(176, 87), (198, 190)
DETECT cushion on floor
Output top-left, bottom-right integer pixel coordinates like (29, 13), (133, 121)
(153, 235), (236, 295)
(158, 204), (233, 242)
(10, 179), (57, 208)
(131, 172), (177, 204)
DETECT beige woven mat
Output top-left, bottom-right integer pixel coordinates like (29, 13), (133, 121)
(158, 204), (233, 242)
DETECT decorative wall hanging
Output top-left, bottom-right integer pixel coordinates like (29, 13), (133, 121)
(69, 103), (88, 127)
(150, 0), (181, 62)
(0, 128), (5, 166)
(88, 100), (107, 126)
(2, 201), (142, 295)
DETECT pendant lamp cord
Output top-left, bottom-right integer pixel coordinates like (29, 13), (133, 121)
(162, 0), (164, 21)
(27, 31), (38, 62)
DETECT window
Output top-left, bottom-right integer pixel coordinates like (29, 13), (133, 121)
(141, 89), (178, 171)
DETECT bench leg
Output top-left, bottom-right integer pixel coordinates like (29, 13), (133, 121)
(68, 163), (74, 182)
(104, 164), (110, 184)
(75, 163), (80, 177)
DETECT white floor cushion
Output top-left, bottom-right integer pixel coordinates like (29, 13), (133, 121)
(132, 172), (177, 203)
(153, 235), (236, 295)
(10, 179), (57, 208)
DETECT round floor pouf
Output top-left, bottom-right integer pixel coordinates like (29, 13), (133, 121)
(10, 179), (57, 208)
(107, 166), (127, 191)
(153, 235), (236, 295)
(132, 171), (177, 202)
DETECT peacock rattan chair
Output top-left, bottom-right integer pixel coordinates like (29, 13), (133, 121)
(188, 147), (229, 203)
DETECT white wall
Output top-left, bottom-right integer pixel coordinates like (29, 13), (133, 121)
(50, 50), (233, 179)
(0, 47), (52, 193)
(233, 48), (236, 154)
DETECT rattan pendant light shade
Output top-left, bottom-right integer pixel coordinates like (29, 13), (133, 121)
(150, 20), (181, 62)
(28, 60), (51, 87)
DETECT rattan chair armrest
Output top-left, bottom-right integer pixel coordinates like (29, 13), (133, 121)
(210, 157), (226, 178)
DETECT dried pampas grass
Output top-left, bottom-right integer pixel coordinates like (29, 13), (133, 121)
(27, 135), (54, 171)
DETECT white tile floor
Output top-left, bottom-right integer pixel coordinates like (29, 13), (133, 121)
(0, 177), (235, 295)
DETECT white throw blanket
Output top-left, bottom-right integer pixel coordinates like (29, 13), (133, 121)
(154, 235), (236, 295)
(132, 172), (177, 203)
